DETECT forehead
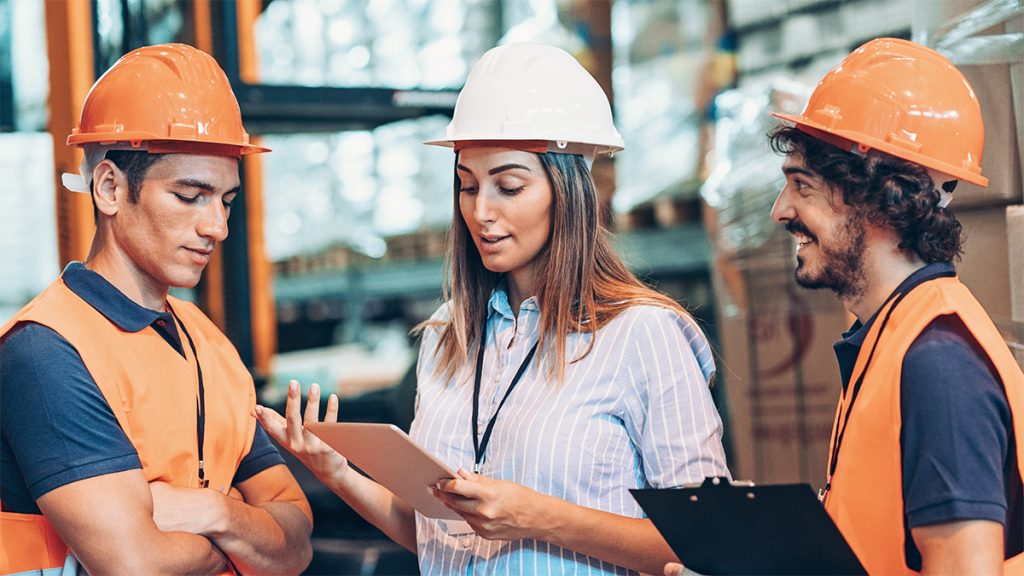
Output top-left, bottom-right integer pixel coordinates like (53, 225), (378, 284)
(144, 154), (240, 188)
(456, 147), (543, 172)
(781, 152), (816, 175)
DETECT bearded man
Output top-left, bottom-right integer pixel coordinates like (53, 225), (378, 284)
(667, 38), (1022, 576)
(764, 39), (1022, 576)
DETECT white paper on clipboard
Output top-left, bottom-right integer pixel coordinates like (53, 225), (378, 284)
(303, 422), (467, 526)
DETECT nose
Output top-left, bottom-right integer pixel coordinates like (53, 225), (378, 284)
(197, 200), (229, 242)
(471, 188), (498, 224)
(770, 186), (794, 224)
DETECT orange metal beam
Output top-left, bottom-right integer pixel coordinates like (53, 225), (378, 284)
(45, 0), (95, 267)
(188, 0), (227, 331)
(236, 0), (277, 376)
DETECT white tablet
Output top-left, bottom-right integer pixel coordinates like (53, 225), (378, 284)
(304, 422), (462, 520)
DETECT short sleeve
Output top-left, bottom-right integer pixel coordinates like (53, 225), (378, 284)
(901, 314), (1011, 529)
(233, 421), (286, 484)
(0, 322), (141, 512)
(622, 307), (731, 488)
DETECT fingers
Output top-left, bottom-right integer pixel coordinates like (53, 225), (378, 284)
(305, 383), (322, 424)
(252, 405), (287, 441)
(284, 380), (305, 446)
(439, 469), (486, 498)
(325, 394), (339, 423)
(432, 485), (477, 516)
(664, 563), (685, 576)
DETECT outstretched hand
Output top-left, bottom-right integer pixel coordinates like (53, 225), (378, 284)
(432, 468), (552, 542)
(252, 380), (349, 483)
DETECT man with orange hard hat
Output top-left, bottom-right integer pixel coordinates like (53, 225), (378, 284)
(0, 44), (312, 575)
(663, 38), (1023, 576)
(764, 38), (1022, 575)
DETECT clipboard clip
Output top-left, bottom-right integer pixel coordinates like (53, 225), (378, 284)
(682, 477), (755, 489)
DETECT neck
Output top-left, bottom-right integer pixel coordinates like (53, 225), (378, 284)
(842, 231), (926, 323)
(85, 234), (169, 311)
(506, 268), (536, 317)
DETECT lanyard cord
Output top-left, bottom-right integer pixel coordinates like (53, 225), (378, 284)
(821, 270), (955, 501)
(166, 303), (209, 488)
(472, 318), (539, 474)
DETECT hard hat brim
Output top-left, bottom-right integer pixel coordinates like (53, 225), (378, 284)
(67, 133), (271, 158)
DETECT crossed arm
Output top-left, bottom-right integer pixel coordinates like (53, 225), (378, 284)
(37, 463), (313, 575)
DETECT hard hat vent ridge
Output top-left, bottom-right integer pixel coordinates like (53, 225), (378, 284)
(772, 37), (987, 187)
(425, 43), (624, 156)
(67, 43), (269, 158)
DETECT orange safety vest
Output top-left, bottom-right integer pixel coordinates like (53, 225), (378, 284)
(823, 276), (1024, 576)
(0, 278), (257, 575)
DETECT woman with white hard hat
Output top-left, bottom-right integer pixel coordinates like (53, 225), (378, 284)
(257, 43), (730, 575)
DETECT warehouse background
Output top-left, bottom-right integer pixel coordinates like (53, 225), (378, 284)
(1, 0), (1021, 574)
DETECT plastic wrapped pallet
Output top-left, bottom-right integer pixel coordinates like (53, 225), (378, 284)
(611, 0), (710, 215)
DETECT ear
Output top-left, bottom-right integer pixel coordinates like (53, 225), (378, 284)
(91, 159), (127, 216)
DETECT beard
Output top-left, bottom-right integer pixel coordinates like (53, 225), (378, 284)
(788, 214), (868, 300)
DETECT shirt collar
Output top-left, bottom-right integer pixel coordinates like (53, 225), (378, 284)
(62, 262), (169, 333)
(487, 276), (539, 321)
(840, 261), (956, 347)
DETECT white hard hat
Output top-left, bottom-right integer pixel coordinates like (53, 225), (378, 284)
(425, 43), (624, 162)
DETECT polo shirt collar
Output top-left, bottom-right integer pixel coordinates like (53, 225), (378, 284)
(62, 262), (169, 333)
(840, 261), (956, 346)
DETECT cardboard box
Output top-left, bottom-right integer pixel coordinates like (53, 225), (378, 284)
(915, 0), (1024, 208)
(952, 64), (1023, 208)
(957, 205), (1014, 320)
(956, 205), (1023, 369)
(714, 234), (848, 486)
(1007, 206), (1024, 369)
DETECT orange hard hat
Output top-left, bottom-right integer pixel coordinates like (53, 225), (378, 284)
(773, 38), (987, 187)
(67, 43), (268, 158)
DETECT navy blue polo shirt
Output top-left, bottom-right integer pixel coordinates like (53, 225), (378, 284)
(833, 262), (1021, 569)
(1, 263), (284, 514)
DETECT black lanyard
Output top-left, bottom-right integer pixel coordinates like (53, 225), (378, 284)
(471, 318), (539, 474)
(167, 303), (209, 489)
(820, 270), (955, 501)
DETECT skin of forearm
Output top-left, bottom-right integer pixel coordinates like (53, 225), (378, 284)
(37, 471), (228, 576)
(203, 497), (312, 576)
(145, 532), (229, 576)
(914, 519), (1003, 576)
(318, 464), (419, 552)
(529, 494), (678, 575)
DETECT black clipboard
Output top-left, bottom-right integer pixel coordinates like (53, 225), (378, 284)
(631, 478), (866, 575)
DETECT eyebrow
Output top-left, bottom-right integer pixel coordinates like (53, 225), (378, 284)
(174, 178), (241, 196)
(782, 166), (819, 179)
(456, 163), (533, 176)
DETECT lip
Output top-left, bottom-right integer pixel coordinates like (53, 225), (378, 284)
(791, 232), (814, 253)
(184, 246), (213, 265)
(477, 234), (510, 253)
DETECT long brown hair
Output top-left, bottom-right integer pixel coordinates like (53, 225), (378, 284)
(417, 150), (704, 384)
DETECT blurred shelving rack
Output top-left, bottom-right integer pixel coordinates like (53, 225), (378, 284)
(273, 223), (713, 306)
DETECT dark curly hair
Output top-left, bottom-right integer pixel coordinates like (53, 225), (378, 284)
(768, 125), (962, 264)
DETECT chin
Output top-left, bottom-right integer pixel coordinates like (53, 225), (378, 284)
(169, 273), (203, 290)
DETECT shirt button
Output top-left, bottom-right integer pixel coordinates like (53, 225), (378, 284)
(462, 536), (472, 547)
(156, 320), (166, 326)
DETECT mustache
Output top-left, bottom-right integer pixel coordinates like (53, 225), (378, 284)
(785, 220), (816, 242)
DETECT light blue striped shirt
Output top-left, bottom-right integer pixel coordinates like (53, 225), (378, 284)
(409, 284), (731, 575)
